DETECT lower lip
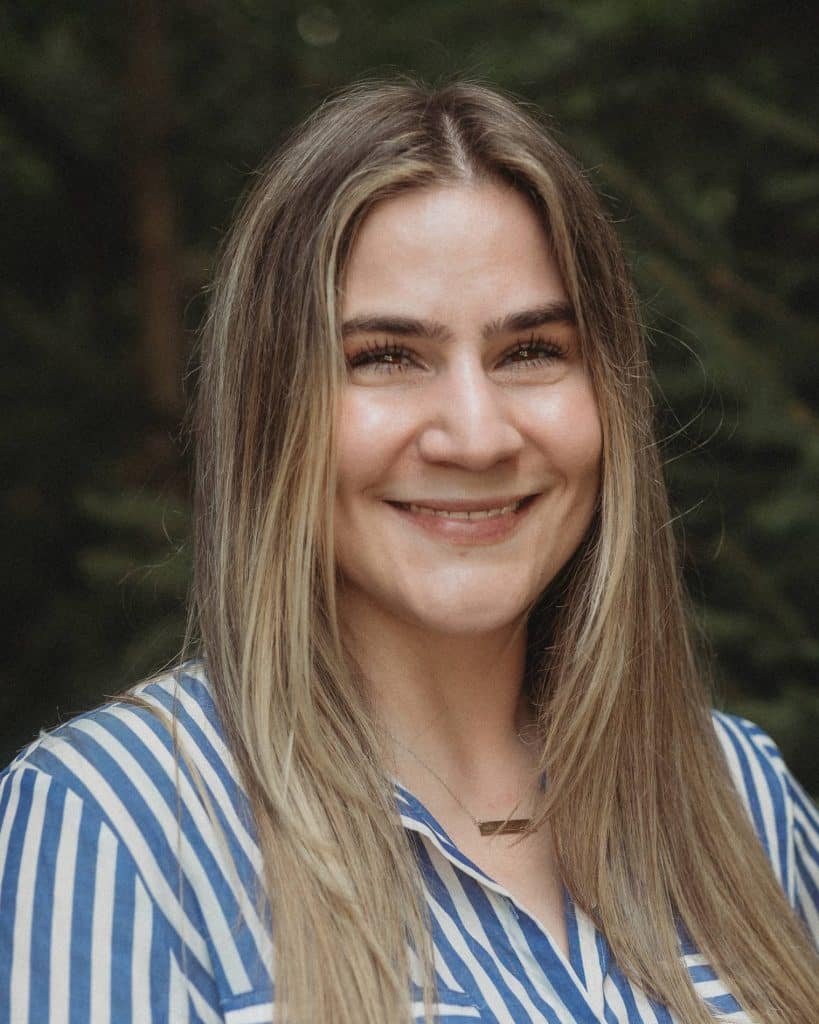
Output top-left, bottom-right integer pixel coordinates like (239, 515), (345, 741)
(385, 496), (538, 545)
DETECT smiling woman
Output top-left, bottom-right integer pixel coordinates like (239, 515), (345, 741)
(1, 80), (817, 1024)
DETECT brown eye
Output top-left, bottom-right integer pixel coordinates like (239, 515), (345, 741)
(346, 342), (416, 374)
(502, 334), (564, 367)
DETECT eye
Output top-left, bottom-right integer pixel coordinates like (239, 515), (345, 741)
(346, 340), (417, 375)
(500, 334), (565, 368)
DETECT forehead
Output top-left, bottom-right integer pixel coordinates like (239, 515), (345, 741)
(341, 182), (566, 319)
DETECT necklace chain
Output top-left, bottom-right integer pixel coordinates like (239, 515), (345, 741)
(388, 731), (534, 837)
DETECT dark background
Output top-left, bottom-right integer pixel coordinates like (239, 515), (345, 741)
(2, 1), (817, 791)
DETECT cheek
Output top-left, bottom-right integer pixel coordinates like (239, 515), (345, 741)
(335, 391), (410, 497)
(528, 381), (603, 483)
(565, 405), (603, 484)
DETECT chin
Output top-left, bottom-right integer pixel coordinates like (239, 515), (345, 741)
(399, 589), (535, 638)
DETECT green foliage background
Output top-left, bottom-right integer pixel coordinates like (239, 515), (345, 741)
(2, 1), (817, 789)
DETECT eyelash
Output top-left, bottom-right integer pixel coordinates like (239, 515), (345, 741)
(346, 334), (565, 374)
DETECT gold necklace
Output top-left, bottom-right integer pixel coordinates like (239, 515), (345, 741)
(389, 732), (534, 837)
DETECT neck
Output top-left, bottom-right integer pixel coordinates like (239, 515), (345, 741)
(340, 596), (539, 800)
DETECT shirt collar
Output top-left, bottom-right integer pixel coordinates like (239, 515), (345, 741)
(391, 776), (505, 891)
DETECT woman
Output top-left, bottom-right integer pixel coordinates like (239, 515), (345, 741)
(0, 79), (817, 1024)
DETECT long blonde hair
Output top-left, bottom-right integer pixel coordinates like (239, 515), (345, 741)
(190, 79), (818, 1023)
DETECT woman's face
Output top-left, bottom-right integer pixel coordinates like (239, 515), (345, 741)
(335, 182), (602, 638)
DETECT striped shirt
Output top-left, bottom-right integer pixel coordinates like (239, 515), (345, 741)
(1, 662), (817, 1023)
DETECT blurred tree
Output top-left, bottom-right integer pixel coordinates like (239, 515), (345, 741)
(127, 0), (186, 422)
(1, 0), (816, 789)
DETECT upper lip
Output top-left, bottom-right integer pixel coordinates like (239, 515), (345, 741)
(385, 495), (536, 512)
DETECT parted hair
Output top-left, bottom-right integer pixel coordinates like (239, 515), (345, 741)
(189, 78), (819, 1022)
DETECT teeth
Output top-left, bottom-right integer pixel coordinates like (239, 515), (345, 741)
(405, 500), (522, 520)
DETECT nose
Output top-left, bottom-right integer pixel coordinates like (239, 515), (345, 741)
(416, 359), (525, 470)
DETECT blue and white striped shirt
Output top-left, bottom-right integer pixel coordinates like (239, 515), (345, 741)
(1, 662), (817, 1022)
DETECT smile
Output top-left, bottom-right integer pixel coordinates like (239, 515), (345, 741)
(392, 498), (525, 520)
(384, 495), (538, 545)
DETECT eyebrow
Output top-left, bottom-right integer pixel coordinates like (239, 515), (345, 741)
(340, 300), (576, 342)
(482, 301), (576, 337)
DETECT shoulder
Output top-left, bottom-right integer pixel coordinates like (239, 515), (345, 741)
(710, 709), (819, 925)
(0, 662), (272, 991)
(0, 660), (261, 913)
(711, 711), (791, 867)
(3, 661), (243, 828)
(711, 709), (791, 823)
(0, 663), (274, 1014)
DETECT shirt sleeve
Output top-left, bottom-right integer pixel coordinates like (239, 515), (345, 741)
(740, 721), (819, 947)
(0, 763), (218, 1024)
(782, 766), (819, 944)
(713, 711), (819, 949)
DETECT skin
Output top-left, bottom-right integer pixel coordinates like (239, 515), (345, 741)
(334, 181), (602, 954)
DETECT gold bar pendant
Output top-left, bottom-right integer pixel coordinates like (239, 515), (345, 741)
(478, 818), (530, 836)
